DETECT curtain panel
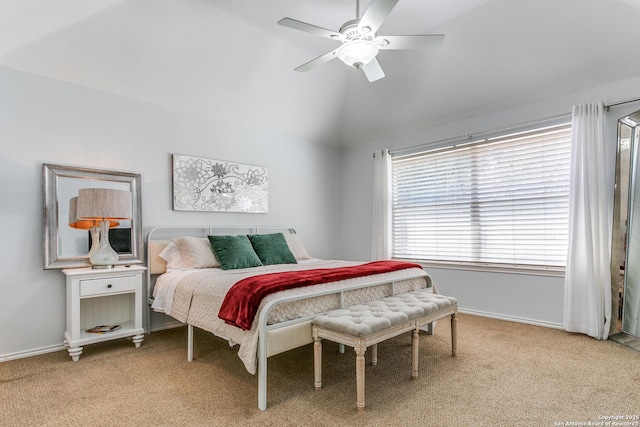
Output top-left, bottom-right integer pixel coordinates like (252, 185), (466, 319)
(563, 102), (614, 339)
(372, 149), (392, 260)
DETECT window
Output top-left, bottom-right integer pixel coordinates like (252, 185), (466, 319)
(391, 123), (572, 272)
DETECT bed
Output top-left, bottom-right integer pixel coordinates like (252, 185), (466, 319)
(146, 226), (433, 410)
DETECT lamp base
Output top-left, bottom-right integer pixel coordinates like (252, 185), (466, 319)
(91, 264), (115, 270)
(89, 220), (119, 268)
(88, 225), (100, 258)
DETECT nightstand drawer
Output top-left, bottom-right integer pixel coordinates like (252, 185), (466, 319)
(80, 275), (136, 297)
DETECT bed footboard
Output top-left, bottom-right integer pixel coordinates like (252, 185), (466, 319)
(255, 271), (431, 410)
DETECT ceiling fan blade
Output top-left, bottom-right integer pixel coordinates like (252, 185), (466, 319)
(278, 18), (344, 41)
(294, 48), (340, 72)
(361, 58), (385, 82)
(358, 0), (399, 34)
(376, 34), (445, 50)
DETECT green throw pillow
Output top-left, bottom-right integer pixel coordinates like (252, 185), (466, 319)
(248, 233), (298, 265)
(207, 235), (263, 270)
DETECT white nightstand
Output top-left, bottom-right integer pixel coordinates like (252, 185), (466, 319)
(62, 265), (146, 361)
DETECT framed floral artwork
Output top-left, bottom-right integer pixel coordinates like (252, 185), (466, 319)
(172, 154), (268, 213)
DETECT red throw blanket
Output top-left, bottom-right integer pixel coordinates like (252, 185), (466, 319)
(218, 260), (423, 330)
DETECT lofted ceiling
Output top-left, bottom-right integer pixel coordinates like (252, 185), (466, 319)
(2, 0), (640, 147)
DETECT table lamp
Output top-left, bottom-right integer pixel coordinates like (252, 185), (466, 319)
(76, 188), (132, 268)
(68, 197), (120, 259)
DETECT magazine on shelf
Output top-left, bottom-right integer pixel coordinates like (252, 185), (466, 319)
(85, 324), (121, 334)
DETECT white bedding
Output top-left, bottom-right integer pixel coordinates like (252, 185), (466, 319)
(152, 259), (431, 374)
(151, 258), (321, 315)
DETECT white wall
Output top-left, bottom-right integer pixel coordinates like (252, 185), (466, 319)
(341, 76), (640, 327)
(3, 64), (640, 360)
(0, 67), (343, 360)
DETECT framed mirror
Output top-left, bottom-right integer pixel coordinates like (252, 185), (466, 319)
(43, 163), (143, 269)
(618, 111), (640, 337)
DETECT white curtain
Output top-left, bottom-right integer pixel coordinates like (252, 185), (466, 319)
(372, 149), (392, 260)
(564, 102), (613, 339)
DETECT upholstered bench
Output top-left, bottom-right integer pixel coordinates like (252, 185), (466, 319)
(311, 290), (458, 411)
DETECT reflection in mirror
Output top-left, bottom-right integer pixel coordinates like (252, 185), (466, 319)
(612, 120), (631, 334)
(43, 163), (143, 269)
(59, 177), (130, 257)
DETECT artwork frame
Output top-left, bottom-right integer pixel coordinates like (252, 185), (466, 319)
(172, 154), (268, 213)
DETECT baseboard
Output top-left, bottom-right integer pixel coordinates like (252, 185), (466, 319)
(1, 321), (185, 362)
(148, 321), (185, 333)
(1, 311), (560, 363)
(0, 343), (67, 363)
(460, 308), (563, 329)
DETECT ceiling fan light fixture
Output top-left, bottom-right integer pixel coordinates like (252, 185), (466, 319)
(337, 40), (379, 68)
(278, 0), (445, 81)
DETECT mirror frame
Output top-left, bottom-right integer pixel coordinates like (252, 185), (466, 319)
(617, 111), (640, 336)
(43, 163), (143, 269)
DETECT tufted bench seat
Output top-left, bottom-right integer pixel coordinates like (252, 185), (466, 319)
(311, 290), (458, 411)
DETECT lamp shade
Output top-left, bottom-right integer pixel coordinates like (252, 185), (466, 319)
(68, 197), (119, 229)
(76, 188), (132, 221)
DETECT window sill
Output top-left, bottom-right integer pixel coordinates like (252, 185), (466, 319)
(393, 258), (566, 278)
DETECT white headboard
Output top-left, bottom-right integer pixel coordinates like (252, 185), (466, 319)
(146, 225), (299, 274)
(148, 240), (170, 275)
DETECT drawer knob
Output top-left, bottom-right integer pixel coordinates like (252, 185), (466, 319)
(107, 284), (113, 289)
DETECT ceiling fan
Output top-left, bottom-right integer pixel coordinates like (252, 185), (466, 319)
(278, 0), (444, 82)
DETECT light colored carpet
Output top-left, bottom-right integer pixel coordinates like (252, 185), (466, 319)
(1, 314), (639, 427)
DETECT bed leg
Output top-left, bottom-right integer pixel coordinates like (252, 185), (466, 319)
(258, 351), (268, 410)
(426, 322), (434, 335)
(451, 312), (457, 357)
(187, 324), (194, 362)
(371, 343), (378, 366)
(257, 328), (269, 411)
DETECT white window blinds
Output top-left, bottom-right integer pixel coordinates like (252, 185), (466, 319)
(391, 123), (572, 269)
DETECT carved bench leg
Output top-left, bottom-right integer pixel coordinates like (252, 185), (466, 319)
(411, 328), (419, 379)
(313, 333), (322, 390)
(354, 339), (366, 411)
(451, 312), (457, 357)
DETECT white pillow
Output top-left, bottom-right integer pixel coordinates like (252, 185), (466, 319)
(158, 241), (185, 270)
(284, 232), (311, 260)
(168, 236), (220, 269)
